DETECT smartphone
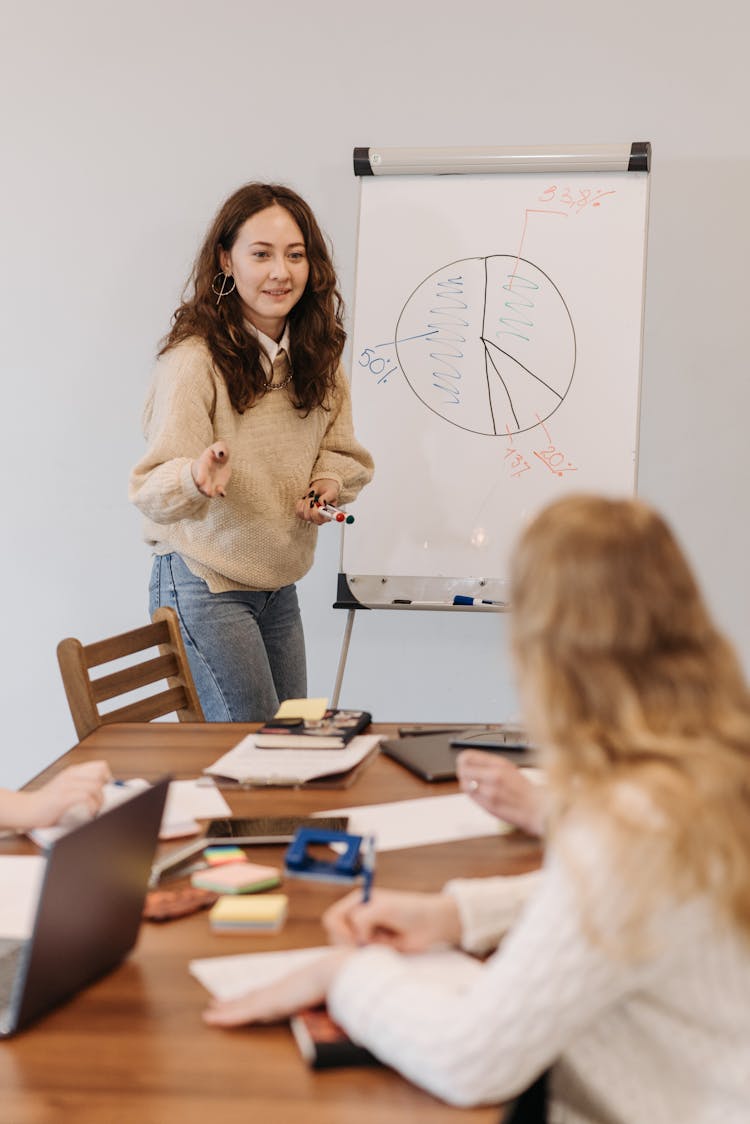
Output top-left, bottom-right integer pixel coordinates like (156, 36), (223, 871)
(397, 725), (478, 737)
(204, 814), (349, 844)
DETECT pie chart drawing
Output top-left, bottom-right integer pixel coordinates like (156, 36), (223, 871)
(395, 255), (576, 436)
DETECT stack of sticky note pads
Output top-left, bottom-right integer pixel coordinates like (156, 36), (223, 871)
(208, 894), (289, 934)
(189, 847), (287, 933)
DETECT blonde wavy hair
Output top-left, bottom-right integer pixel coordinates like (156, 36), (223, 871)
(511, 494), (750, 941)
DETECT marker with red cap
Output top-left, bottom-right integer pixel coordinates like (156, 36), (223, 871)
(317, 502), (355, 524)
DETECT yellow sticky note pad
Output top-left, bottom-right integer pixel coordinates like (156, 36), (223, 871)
(209, 893), (288, 933)
(275, 697), (329, 721)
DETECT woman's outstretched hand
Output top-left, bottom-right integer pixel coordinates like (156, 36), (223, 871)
(191, 442), (231, 498)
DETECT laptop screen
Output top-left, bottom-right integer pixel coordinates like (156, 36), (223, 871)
(1, 777), (168, 1037)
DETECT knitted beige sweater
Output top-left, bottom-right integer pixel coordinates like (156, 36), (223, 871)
(129, 338), (374, 592)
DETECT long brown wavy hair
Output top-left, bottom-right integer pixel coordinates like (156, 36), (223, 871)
(511, 494), (750, 944)
(160, 183), (346, 413)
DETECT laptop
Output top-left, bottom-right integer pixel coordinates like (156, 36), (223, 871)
(0, 776), (169, 1037)
(381, 729), (532, 782)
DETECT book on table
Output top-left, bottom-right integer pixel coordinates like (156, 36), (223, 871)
(254, 709), (372, 749)
(288, 948), (484, 1069)
(290, 1005), (379, 1069)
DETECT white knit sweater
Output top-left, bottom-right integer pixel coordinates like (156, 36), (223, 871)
(129, 337), (373, 592)
(328, 819), (750, 1121)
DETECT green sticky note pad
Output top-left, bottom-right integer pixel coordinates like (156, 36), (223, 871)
(192, 862), (281, 894)
(203, 845), (247, 866)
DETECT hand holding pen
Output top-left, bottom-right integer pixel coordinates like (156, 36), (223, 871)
(323, 884), (462, 952)
(295, 479), (347, 525)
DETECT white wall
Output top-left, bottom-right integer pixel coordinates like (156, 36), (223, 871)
(2, 0), (749, 787)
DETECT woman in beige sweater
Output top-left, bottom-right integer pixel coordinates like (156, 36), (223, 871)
(130, 183), (373, 721)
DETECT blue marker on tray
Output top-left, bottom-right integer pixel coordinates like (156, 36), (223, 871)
(453, 595), (504, 606)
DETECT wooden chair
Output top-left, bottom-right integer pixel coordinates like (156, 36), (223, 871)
(57, 607), (204, 741)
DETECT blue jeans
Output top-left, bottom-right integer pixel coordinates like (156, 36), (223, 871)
(149, 553), (307, 722)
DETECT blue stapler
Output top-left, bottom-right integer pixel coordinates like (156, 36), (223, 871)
(284, 827), (365, 884)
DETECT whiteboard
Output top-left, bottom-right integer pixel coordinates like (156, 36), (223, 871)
(342, 168), (650, 606)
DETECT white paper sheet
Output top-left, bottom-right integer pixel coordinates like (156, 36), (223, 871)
(190, 946), (331, 1001)
(162, 779), (231, 831)
(190, 945), (481, 1002)
(317, 792), (512, 852)
(203, 734), (381, 785)
(0, 856), (46, 938)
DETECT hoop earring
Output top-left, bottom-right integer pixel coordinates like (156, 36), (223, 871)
(211, 272), (236, 303)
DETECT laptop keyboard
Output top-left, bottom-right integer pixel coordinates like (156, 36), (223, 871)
(0, 938), (25, 1007)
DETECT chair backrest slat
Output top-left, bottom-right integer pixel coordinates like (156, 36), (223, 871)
(99, 687), (192, 727)
(83, 620), (172, 669)
(91, 653), (181, 704)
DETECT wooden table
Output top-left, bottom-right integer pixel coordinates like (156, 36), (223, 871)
(0, 724), (542, 1124)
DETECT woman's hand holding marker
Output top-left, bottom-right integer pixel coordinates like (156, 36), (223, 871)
(295, 478), (340, 524)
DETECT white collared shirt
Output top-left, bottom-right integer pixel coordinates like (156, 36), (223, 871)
(245, 320), (291, 378)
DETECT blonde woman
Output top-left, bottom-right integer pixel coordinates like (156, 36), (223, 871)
(204, 496), (750, 1122)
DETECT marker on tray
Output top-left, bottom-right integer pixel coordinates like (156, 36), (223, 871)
(452, 595), (505, 606)
(390, 597), (506, 608)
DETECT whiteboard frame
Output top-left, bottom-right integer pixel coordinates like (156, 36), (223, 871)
(331, 143), (651, 703)
(340, 142), (651, 612)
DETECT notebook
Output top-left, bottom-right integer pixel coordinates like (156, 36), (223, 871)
(0, 777), (169, 1037)
(381, 729), (531, 782)
(253, 709), (372, 749)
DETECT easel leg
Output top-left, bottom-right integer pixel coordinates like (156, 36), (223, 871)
(331, 609), (356, 708)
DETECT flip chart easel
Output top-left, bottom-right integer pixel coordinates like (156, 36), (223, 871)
(331, 142), (651, 705)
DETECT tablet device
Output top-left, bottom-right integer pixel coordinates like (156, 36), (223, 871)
(382, 730), (531, 782)
(204, 815), (349, 844)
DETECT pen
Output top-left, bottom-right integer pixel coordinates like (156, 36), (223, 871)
(390, 599), (506, 608)
(317, 502), (355, 524)
(452, 595), (505, 606)
(390, 600), (460, 608)
(361, 833), (376, 902)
